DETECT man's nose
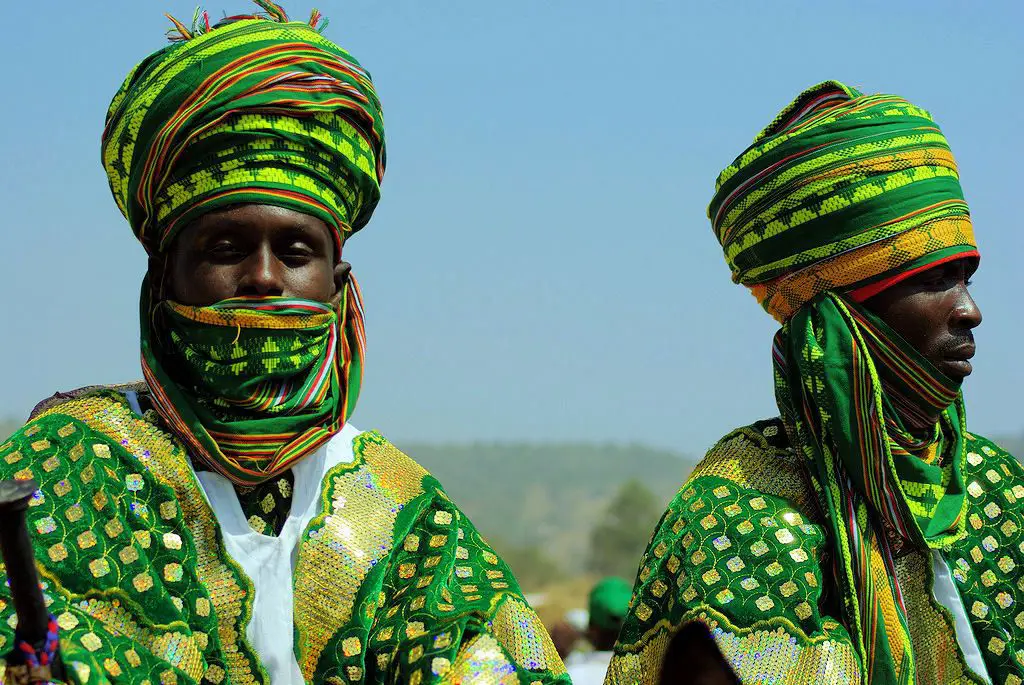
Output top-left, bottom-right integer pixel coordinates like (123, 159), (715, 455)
(236, 245), (285, 297)
(951, 284), (982, 330)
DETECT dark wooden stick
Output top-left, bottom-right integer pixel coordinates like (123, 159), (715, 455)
(0, 479), (64, 681)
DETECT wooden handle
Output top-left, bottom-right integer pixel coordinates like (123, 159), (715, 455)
(0, 479), (64, 681)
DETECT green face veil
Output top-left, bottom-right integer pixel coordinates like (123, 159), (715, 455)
(101, 2), (384, 484)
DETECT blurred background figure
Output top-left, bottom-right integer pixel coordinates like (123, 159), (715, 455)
(548, 620), (582, 661)
(565, 576), (632, 683)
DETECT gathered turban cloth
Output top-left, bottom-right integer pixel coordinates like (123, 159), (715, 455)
(100, 1), (385, 485)
(709, 80), (976, 323)
(606, 81), (1022, 685)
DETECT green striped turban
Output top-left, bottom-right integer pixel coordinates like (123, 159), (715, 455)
(708, 80), (977, 322)
(101, 1), (386, 257)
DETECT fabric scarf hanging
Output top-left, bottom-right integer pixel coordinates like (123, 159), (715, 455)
(140, 277), (365, 485)
(772, 292), (969, 684)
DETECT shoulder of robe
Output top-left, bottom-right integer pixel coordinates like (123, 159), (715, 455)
(615, 418), (844, 651)
(1, 385), (171, 483)
(27, 381), (148, 420)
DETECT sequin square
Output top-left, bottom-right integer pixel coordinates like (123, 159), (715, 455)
(159, 501), (178, 520)
(35, 517), (56, 534)
(985, 502), (1003, 519)
(795, 602), (812, 620)
(701, 569), (721, 585)
(766, 561), (783, 577)
(790, 549), (809, 563)
(342, 636), (362, 656)
(740, 577), (759, 591)
(77, 531), (97, 549)
(432, 510), (453, 526)
(736, 521), (754, 535)
(775, 529), (794, 544)
(749, 497), (766, 510)
(715, 589), (734, 605)
(713, 486), (730, 499)
(48, 543), (68, 562)
(983, 536), (999, 552)
(712, 535), (731, 551)
(89, 559), (110, 578)
(750, 541), (769, 557)
(755, 595), (775, 611)
(119, 546), (139, 564)
(700, 515), (719, 530)
(650, 579), (668, 598)
(726, 556), (745, 573)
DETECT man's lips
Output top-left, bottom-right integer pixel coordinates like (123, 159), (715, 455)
(945, 342), (976, 362)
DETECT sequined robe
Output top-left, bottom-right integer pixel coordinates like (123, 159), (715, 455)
(0, 388), (568, 684)
(606, 419), (1024, 685)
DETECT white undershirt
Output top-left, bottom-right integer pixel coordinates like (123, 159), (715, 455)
(191, 418), (360, 684)
(931, 550), (992, 683)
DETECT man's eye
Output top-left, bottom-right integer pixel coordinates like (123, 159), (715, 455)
(281, 243), (315, 260)
(207, 242), (244, 258)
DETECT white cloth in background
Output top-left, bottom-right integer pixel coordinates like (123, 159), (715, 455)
(565, 649), (614, 685)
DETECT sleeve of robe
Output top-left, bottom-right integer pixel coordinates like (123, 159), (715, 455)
(604, 420), (864, 685)
(0, 389), (568, 685)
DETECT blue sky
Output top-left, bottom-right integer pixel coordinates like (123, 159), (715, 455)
(0, 1), (1021, 456)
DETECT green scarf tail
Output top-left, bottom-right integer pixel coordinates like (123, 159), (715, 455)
(773, 292), (969, 684)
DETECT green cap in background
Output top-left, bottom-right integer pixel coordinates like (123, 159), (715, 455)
(588, 577), (632, 631)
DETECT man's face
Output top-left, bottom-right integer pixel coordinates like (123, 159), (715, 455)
(161, 204), (348, 307)
(863, 258), (982, 382)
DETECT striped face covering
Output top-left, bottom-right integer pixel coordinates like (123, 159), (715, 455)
(141, 290), (365, 485)
(709, 81), (977, 684)
(101, 2), (385, 484)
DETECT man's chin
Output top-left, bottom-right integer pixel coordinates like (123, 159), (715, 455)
(938, 358), (973, 381)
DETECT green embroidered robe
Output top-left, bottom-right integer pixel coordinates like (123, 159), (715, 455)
(0, 387), (568, 684)
(607, 419), (1024, 685)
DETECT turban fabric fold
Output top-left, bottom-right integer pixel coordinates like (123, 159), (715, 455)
(708, 80), (976, 322)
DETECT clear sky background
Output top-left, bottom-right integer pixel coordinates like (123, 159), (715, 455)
(0, 1), (1020, 456)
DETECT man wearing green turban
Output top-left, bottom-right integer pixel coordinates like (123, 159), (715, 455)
(606, 82), (1022, 684)
(0, 3), (567, 683)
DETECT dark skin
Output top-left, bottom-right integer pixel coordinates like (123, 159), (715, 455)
(150, 204), (350, 307)
(862, 257), (982, 420)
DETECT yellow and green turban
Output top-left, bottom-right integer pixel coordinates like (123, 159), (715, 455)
(101, 0), (385, 258)
(708, 80), (977, 322)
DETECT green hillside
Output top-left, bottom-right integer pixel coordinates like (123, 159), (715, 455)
(396, 441), (695, 574)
